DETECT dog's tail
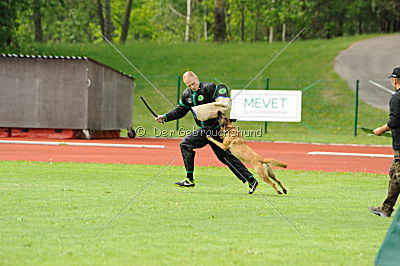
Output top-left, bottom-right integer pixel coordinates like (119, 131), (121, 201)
(261, 158), (287, 168)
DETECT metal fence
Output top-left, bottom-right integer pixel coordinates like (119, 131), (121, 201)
(133, 75), (390, 138)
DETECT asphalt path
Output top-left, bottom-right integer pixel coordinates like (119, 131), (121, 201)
(334, 34), (400, 111)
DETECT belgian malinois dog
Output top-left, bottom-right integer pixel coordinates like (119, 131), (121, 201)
(207, 111), (288, 194)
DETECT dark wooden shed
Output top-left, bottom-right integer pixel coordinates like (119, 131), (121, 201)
(0, 54), (135, 139)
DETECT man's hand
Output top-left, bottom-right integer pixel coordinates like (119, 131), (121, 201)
(155, 115), (165, 123)
(373, 124), (390, 136)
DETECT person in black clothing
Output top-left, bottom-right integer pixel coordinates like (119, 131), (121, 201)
(155, 71), (259, 194)
(369, 67), (400, 217)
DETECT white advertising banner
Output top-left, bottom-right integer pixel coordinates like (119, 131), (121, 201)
(230, 90), (302, 122)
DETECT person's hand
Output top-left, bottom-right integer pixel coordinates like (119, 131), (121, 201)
(155, 115), (165, 123)
(373, 127), (385, 136)
(374, 124), (391, 136)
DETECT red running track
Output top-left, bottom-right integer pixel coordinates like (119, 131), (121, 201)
(0, 137), (394, 174)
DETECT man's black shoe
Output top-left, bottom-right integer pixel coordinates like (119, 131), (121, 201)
(248, 179), (259, 194)
(174, 178), (195, 188)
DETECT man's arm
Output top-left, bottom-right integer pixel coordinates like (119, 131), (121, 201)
(374, 124), (391, 136)
(212, 84), (229, 101)
(387, 95), (400, 129)
(374, 94), (400, 135)
(155, 101), (190, 124)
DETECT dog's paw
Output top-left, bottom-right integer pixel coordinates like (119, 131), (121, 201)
(283, 189), (287, 194)
(277, 191), (282, 194)
(282, 163), (288, 168)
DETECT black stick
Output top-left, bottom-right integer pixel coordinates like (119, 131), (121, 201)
(140, 97), (158, 117)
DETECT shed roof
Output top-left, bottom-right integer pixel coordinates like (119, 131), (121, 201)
(1, 53), (134, 80)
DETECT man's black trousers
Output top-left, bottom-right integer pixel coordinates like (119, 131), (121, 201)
(180, 127), (254, 183)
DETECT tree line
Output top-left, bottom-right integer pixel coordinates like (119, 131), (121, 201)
(1, 0), (400, 48)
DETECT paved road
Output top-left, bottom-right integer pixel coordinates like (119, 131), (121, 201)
(334, 34), (400, 111)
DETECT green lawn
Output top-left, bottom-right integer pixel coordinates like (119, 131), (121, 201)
(11, 34), (393, 145)
(0, 161), (393, 265)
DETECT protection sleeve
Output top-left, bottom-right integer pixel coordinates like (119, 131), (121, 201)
(191, 97), (231, 121)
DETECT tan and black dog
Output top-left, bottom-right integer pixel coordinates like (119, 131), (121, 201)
(207, 111), (288, 194)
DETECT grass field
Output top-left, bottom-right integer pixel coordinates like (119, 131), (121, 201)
(0, 161), (392, 265)
(3, 36), (394, 265)
(12, 34), (393, 146)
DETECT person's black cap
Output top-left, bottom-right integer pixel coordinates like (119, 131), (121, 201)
(388, 67), (400, 78)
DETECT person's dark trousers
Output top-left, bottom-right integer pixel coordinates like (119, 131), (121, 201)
(180, 127), (254, 183)
(382, 151), (400, 215)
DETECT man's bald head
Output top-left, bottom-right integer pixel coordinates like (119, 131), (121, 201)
(183, 71), (197, 81)
(183, 71), (200, 91)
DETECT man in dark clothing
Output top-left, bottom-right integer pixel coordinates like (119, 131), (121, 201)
(155, 71), (259, 194)
(369, 67), (400, 217)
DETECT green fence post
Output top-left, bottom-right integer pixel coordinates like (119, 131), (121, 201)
(264, 78), (269, 135)
(176, 76), (181, 131)
(354, 80), (359, 136)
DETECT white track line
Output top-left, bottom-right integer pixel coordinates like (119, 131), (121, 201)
(308, 151), (392, 158)
(143, 137), (391, 147)
(0, 140), (165, 149)
(369, 80), (394, 95)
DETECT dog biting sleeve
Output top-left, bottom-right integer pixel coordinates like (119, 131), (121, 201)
(191, 90), (231, 121)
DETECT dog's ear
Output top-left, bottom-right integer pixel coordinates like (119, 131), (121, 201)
(229, 119), (237, 122)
